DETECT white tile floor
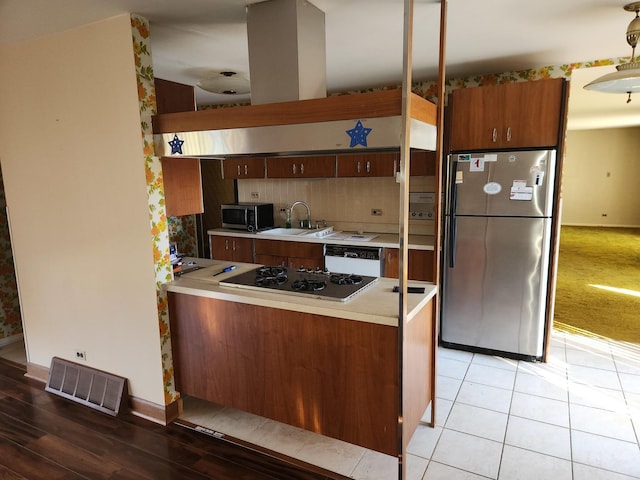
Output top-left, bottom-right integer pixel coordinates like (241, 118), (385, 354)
(181, 329), (640, 479)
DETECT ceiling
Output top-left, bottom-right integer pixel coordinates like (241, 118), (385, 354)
(2, 0), (640, 129)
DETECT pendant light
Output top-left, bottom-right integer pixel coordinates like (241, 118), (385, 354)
(197, 71), (250, 95)
(584, 2), (640, 103)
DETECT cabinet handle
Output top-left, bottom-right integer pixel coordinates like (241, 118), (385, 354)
(506, 127), (512, 142)
(225, 239), (229, 250)
(357, 160), (361, 173)
(300, 163), (305, 175)
(366, 160), (371, 173)
(237, 165), (241, 176)
(232, 241), (236, 251)
(244, 164), (248, 175)
(492, 128), (498, 142)
(292, 163), (296, 175)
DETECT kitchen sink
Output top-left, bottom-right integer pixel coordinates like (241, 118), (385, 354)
(257, 227), (308, 236)
(300, 227), (335, 238)
(257, 226), (335, 238)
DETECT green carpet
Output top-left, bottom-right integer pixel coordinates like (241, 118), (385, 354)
(554, 226), (640, 343)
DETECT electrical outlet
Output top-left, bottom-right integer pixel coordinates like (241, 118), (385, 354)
(250, 192), (259, 199)
(75, 350), (87, 361)
(371, 209), (383, 216)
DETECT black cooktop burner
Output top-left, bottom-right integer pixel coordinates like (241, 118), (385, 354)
(220, 266), (378, 302)
(255, 265), (288, 287)
(330, 274), (363, 285)
(292, 278), (327, 292)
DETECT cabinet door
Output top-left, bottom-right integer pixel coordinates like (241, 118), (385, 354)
(222, 157), (265, 179)
(384, 248), (433, 282)
(501, 79), (564, 148)
(266, 155), (335, 178)
(409, 150), (437, 177)
(211, 236), (253, 263)
(384, 248), (399, 278)
(255, 239), (324, 270)
(161, 157), (204, 216)
(336, 152), (396, 177)
(449, 85), (504, 151)
(450, 80), (565, 151)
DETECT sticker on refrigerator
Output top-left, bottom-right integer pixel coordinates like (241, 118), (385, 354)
(510, 185), (533, 201)
(456, 170), (464, 183)
(469, 157), (484, 172)
(483, 182), (502, 195)
(484, 154), (498, 162)
(534, 171), (545, 186)
(457, 154), (471, 162)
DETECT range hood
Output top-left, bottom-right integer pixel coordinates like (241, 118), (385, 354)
(152, 0), (437, 158)
(247, 0), (327, 105)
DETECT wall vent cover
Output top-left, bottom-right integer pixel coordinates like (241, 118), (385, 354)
(45, 357), (128, 416)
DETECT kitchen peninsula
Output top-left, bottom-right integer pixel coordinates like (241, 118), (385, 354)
(165, 259), (436, 456)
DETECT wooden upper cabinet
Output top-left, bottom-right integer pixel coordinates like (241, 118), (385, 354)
(409, 150), (437, 177)
(449, 78), (565, 151)
(154, 78), (196, 114)
(161, 157), (204, 216)
(336, 152), (397, 177)
(266, 155), (335, 178)
(155, 79), (203, 217)
(222, 157), (265, 179)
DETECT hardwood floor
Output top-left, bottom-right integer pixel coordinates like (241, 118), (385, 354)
(0, 358), (349, 480)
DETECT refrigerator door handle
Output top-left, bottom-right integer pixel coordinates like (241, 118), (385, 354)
(448, 160), (458, 268)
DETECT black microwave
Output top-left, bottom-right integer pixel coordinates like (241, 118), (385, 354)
(221, 203), (274, 232)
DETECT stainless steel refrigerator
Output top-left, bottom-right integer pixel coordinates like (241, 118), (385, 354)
(441, 150), (557, 360)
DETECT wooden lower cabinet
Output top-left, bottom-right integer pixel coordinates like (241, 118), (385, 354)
(254, 239), (324, 270)
(210, 235), (253, 263)
(168, 292), (433, 456)
(384, 248), (434, 282)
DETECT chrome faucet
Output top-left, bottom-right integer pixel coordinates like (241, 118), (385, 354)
(290, 201), (311, 229)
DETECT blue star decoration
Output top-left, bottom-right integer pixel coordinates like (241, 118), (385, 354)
(346, 120), (372, 148)
(168, 134), (184, 154)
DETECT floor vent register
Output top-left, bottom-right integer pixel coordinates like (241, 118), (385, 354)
(45, 356), (128, 416)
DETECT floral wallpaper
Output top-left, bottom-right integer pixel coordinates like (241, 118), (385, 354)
(131, 15), (176, 405)
(168, 215), (197, 257)
(0, 165), (21, 342)
(411, 58), (624, 105)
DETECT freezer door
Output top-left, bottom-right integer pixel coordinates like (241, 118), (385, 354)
(451, 150), (556, 217)
(441, 216), (551, 357)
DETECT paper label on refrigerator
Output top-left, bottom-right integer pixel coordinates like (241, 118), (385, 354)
(534, 171), (545, 186)
(512, 180), (527, 188)
(456, 171), (464, 183)
(484, 154), (498, 162)
(483, 182), (502, 195)
(510, 186), (533, 200)
(457, 154), (471, 162)
(469, 158), (484, 172)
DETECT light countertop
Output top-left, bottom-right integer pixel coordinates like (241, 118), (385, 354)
(207, 228), (435, 251)
(165, 258), (437, 327)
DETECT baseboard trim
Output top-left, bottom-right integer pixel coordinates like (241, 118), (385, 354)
(26, 361), (179, 424)
(129, 395), (180, 425)
(26, 361), (48, 382)
(0, 333), (24, 348)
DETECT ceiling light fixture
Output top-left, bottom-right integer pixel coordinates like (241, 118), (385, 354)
(584, 2), (640, 102)
(197, 71), (250, 95)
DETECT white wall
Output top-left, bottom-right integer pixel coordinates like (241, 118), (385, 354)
(0, 15), (165, 404)
(562, 127), (640, 227)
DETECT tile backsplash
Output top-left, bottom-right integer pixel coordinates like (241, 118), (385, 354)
(237, 175), (436, 235)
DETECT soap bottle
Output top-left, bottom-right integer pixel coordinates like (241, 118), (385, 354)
(285, 208), (292, 228)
